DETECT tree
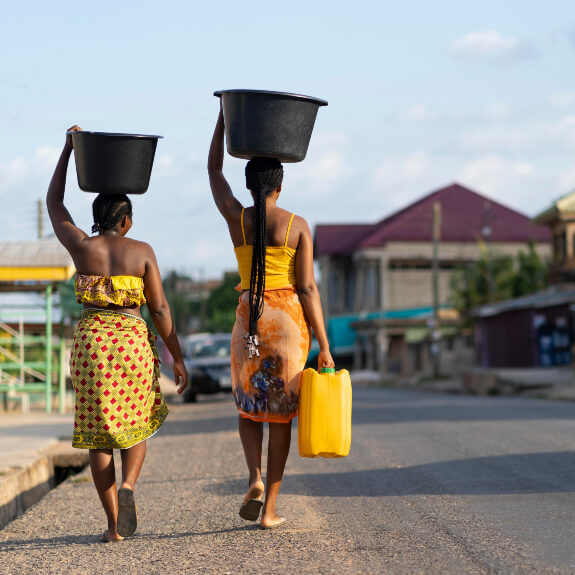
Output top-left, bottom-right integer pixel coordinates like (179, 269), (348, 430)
(204, 272), (241, 333)
(511, 241), (547, 298)
(450, 241), (548, 325)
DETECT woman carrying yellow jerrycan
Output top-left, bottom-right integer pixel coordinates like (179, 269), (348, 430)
(208, 100), (335, 529)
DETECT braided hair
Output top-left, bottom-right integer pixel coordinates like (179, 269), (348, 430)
(91, 194), (133, 234)
(245, 157), (284, 339)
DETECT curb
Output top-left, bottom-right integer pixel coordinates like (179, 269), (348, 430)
(0, 444), (89, 531)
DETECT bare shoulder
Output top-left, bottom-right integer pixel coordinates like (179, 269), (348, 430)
(124, 237), (157, 261)
(292, 214), (311, 234)
(285, 213), (311, 250)
(125, 237), (154, 251)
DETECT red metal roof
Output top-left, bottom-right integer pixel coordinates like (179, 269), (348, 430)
(315, 183), (551, 256)
(314, 224), (376, 256)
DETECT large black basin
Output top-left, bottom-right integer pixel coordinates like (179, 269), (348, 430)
(70, 131), (162, 194)
(214, 90), (328, 163)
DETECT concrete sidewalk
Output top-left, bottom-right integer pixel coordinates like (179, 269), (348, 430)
(0, 373), (180, 530)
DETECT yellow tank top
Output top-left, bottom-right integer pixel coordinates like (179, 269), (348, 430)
(75, 274), (146, 307)
(234, 209), (297, 290)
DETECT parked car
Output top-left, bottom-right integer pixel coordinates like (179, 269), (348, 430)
(182, 333), (232, 403)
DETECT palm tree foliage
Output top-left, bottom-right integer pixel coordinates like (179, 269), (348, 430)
(450, 241), (547, 324)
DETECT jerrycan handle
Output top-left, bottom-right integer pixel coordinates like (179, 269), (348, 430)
(319, 368), (335, 374)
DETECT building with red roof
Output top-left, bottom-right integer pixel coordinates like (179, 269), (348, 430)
(313, 183), (551, 374)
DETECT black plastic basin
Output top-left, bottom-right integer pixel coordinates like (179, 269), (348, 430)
(214, 90), (328, 163)
(70, 131), (162, 194)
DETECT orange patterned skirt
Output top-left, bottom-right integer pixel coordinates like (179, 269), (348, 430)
(231, 286), (311, 423)
(70, 310), (168, 449)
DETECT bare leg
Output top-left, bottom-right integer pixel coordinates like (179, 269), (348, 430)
(89, 448), (122, 540)
(120, 440), (147, 490)
(238, 416), (265, 502)
(261, 421), (292, 527)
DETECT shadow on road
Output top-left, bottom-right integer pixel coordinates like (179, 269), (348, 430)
(0, 526), (258, 550)
(210, 451), (575, 497)
(159, 414), (238, 436)
(352, 401), (575, 425)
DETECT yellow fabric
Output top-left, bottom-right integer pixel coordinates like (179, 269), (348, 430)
(71, 310), (168, 449)
(75, 274), (146, 307)
(235, 209), (297, 290)
(235, 245), (297, 289)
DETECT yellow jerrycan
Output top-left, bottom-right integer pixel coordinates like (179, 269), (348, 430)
(298, 367), (352, 458)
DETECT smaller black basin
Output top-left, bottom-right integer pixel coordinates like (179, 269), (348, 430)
(70, 131), (162, 194)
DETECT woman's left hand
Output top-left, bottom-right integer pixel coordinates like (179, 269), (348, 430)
(317, 349), (335, 371)
(173, 360), (189, 395)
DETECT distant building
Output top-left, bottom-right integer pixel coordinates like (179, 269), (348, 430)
(314, 183), (551, 374)
(533, 190), (575, 284)
(0, 239), (75, 411)
(474, 189), (575, 368)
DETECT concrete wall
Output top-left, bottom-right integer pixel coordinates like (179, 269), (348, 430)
(386, 269), (453, 310)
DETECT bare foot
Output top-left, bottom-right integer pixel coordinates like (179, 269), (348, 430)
(260, 513), (286, 529)
(243, 479), (264, 505)
(101, 530), (124, 542)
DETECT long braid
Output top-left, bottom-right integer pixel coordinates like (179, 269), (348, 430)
(244, 158), (284, 354)
(248, 185), (267, 336)
(92, 194), (133, 234)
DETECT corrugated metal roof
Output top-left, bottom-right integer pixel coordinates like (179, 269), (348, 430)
(315, 183), (551, 256)
(314, 224), (376, 256)
(0, 240), (73, 268)
(474, 286), (575, 318)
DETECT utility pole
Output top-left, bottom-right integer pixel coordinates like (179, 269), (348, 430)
(37, 199), (43, 240)
(431, 201), (442, 378)
(199, 268), (207, 330)
(482, 201), (493, 302)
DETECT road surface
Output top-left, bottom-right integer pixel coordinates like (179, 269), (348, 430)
(1, 387), (575, 574)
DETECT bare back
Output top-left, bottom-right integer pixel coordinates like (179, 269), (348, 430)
(71, 235), (151, 277)
(229, 205), (305, 251)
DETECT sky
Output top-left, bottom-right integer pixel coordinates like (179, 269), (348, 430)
(1, 1), (575, 279)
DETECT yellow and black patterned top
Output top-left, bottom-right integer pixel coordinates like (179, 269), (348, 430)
(75, 274), (146, 307)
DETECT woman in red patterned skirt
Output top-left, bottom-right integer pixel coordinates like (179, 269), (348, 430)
(47, 126), (188, 542)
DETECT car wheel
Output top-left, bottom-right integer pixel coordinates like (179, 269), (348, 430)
(183, 385), (198, 403)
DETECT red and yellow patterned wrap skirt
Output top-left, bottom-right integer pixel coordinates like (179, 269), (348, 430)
(70, 310), (168, 449)
(231, 286), (311, 423)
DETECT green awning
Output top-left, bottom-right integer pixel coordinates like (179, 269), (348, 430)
(405, 327), (428, 343)
(405, 326), (458, 344)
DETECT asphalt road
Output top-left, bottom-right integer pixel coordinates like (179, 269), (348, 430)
(1, 387), (575, 574)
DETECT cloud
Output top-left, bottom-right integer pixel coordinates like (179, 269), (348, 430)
(450, 30), (537, 64)
(396, 104), (438, 124)
(481, 102), (510, 122)
(0, 146), (60, 189)
(458, 155), (533, 186)
(449, 102), (511, 123)
(287, 131), (356, 195)
(559, 166), (575, 191)
(548, 91), (575, 109)
(155, 153), (177, 173)
(366, 152), (456, 211)
(458, 115), (575, 154)
(364, 150), (549, 218)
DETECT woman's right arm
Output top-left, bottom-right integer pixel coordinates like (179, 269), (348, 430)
(142, 245), (188, 394)
(207, 104), (242, 220)
(46, 126), (88, 252)
(295, 219), (335, 370)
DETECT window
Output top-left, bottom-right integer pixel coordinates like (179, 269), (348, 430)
(554, 232), (566, 261)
